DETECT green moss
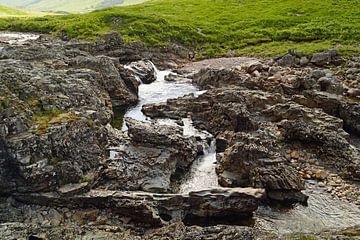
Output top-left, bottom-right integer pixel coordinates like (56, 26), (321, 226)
(32, 108), (80, 135)
(111, 107), (125, 130)
(0, 97), (11, 111)
(49, 156), (63, 166)
(80, 175), (94, 184)
(1, 0), (360, 57)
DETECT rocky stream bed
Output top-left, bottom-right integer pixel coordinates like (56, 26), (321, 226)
(0, 32), (360, 239)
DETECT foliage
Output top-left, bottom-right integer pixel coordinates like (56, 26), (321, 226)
(0, 0), (360, 57)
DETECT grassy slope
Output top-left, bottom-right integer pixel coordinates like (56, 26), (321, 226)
(0, 5), (30, 17)
(0, 0), (359, 58)
(0, 0), (146, 13)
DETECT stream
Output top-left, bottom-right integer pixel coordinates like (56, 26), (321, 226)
(2, 32), (360, 236)
(122, 63), (360, 235)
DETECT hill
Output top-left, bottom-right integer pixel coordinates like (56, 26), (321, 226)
(0, 0), (359, 57)
(0, 0), (146, 13)
(0, 4), (30, 17)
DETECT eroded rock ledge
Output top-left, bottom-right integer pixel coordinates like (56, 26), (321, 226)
(13, 188), (265, 226)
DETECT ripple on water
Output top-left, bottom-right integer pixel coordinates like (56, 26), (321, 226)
(256, 181), (360, 235)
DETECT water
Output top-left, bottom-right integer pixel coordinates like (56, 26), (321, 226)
(120, 62), (360, 234)
(121, 68), (199, 130)
(256, 181), (360, 235)
(121, 64), (219, 192)
(0, 32), (39, 45)
(178, 140), (219, 193)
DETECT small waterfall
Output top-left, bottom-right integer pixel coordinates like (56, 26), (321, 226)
(121, 62), (198, 130)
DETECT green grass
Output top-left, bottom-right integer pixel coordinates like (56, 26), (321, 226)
(0, 4), (30, 17)
(0, 0), (360, 57)
(0, 4), (50, 17)
(0, 0), (146, 13)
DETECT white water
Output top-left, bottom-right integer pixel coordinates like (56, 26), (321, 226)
(121, 67), (199, 130)
(120, 64), (220, 192)
(119, 62), (360, 234)
(0, 32), (39, 45)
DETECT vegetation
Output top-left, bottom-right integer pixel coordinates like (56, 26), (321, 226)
(0, 4), (48, 17)
(0, 0), (360, 57)
(0, 4), (30, 17)
(32, 109), (80, 135)
(111, 107), (126, 130)
(0, 0), (146, 13)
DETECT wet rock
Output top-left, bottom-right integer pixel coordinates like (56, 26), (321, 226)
(126, 118), (199, 169)
(216, 132), (307, 204)
(127, 60), (157, 84)
(98, 119), (200, 192)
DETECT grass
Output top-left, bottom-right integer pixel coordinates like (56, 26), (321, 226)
(0, 0), (359, 57)
(0, 4), (49, 17)
(0, 0), (146, 13)
(0, 5), (30, 17)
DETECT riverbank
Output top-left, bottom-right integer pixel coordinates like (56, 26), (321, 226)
(0, 0), (359, 58)
(0, 32), (360, 239)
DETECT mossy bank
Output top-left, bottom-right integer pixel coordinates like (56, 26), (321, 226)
(1, 0), (360, 58)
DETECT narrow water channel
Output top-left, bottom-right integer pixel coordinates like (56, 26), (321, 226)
(122, 62), (360, 235)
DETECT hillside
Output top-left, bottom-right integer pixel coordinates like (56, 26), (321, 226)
(0, 0), (359, 57)
(0, 4), (30, 17)
(0, 0), (146, 13)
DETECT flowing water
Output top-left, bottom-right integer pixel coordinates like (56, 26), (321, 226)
(0, 32), (39, 45)
(2, 31), (359, 235)
(121, 65), (220, 192)
(121, 62), (360, 234)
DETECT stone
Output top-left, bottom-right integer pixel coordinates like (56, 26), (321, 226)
(127, 60), (157, 84)
(314, 170), (328, 180)
(14, 188), (265, 226)
(290, 150), (300, 159)
(310, 49), (340, 66)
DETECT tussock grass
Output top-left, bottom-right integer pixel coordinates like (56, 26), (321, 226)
(0, 0), (359, 57)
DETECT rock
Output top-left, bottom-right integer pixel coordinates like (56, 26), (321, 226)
(98, 119), (200, 192)
(314, 170), (328, 180)
(14, 188), (265, 226)
(310, 49), (340, 66)
(300, 56), (309, 66)
(57, 182), (90, 197)
(126, 118), (199, 169)
(143, 88), (283, 135)
(346, 88), (360, 98)
(278, 54), (297, 67)
(0, 38), (145, 194)
(339, 102), (360, 135)
(192, 67), (252, 89)
(290, 150), (300, 159)
(216, 132), (307, 204)
(127, 60), (157, 84)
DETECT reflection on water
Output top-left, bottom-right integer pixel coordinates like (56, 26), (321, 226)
(255, 180), (360, 235)
(120, 61), (360, 234)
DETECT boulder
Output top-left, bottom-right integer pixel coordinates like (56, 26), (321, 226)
(127, 60), (157, 84)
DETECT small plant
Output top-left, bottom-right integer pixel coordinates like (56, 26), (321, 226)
(32, 108), (80, 135)
(80, 175), (94, 184)
(49, 156), (63, 166)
